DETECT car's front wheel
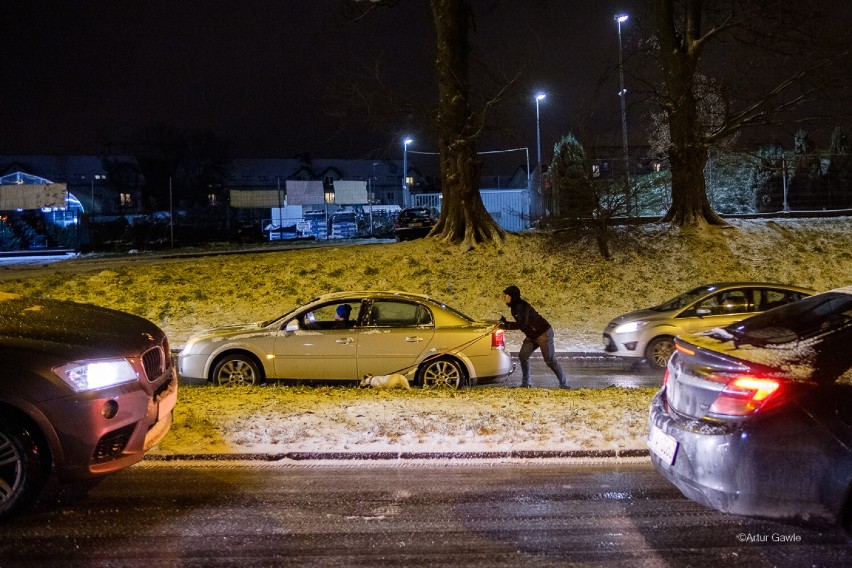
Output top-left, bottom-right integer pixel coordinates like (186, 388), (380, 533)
(645, 336), (675, 370)
(418, 357), (466, 389)
(212, 354), (264, 386)
(0, 418), (49, 520)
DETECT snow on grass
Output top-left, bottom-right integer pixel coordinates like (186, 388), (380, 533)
(2, 217), (850, 455)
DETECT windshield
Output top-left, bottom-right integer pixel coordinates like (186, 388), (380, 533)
(653, 285), (719, 311)
(724, 292), (852, 347)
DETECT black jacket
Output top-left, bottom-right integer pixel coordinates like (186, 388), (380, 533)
(503, 298), (551, 340)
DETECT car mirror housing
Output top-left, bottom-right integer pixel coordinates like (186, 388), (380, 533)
(696, 308), (711, 317)
(285, 320), (299, 332)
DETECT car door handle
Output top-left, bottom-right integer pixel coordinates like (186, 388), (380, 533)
(336, 338), (355, 345)
(405, 337), (424, 343)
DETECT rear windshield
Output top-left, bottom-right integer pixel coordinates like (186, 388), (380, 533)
(400, 209), (432, 220)
(724, 292), (852, 347)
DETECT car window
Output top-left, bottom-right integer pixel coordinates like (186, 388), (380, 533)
(367, 301), (433, 328)
(685, 289), (751, 316)
(755, 288), (806, 311)
(300, 301), (359, 330)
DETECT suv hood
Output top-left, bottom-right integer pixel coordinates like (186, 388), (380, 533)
(0, 295), (164, 359)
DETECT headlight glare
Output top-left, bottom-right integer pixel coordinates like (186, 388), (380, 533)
(54, 359), (138, 392)
(614, 321), (643, 334)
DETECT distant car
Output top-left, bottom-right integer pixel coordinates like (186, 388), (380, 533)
(649, 287), (852, 529)
(394, 207), (436, 241)
(0, 294), (178, 520)
(178, 291), (511, 388)
(603, 282), (814, 370)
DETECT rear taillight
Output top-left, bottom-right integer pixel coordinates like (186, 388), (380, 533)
(491, 328), (505, 349)
(708, 375), (783, 416)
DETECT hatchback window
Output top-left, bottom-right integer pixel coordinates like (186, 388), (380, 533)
(367, 301), (432, 327)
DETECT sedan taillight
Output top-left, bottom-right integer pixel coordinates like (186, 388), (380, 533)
(491, 329), (505, 349)
(708, 375), (784, 416)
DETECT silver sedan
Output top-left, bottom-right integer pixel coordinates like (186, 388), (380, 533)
(178, 291), (513, 388)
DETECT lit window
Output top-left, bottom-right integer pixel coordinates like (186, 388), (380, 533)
(208, 193), (218, 206)
(120, 193), (132, 206)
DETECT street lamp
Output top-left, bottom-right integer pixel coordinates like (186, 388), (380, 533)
(534, 93), (546, 171)
(615, 14), (630, 187)
(402, 137), (412, 208)
(534, 93), (546, 217)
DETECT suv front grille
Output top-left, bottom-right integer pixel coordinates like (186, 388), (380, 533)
(142, 346), (166, 381)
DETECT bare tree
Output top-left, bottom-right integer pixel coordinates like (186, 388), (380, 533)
(349, 0), (505, 248)
(652, 0), (846, 226)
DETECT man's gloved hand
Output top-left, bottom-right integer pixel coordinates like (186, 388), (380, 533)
(498, 315), (508, 328)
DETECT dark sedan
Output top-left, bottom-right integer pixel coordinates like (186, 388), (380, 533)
(394, 207), (436, 241)
(0, 294), (178, 519)
(648, 286), (852, 529)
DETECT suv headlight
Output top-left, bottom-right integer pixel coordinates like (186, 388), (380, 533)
(53, 359), (138, 392)
(614, 321), (645, 334)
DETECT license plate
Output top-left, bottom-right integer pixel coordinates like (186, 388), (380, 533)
(648, 425), (679, 466)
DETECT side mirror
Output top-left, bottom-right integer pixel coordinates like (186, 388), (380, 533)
(696, 308), (711, 317)
(285, 320), (300, 332)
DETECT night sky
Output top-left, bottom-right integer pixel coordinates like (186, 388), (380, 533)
(2, 1), (649, 160)
(2, 1), (847, 162)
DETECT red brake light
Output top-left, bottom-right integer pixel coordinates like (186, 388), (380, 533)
(491, 328), (505, 349)
(708, 376), (783, 416)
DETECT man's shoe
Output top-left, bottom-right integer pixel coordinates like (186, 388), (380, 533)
(518, 384), (532, 388)
(559, 384), (571, 389)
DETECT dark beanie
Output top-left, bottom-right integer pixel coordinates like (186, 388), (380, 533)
(503, 285), (521, 300)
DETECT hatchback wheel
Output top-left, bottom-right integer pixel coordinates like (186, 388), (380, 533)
(419, 357), (465, 389)
(0, 419), (48, 520)
(645, 336), (675, 370)
(212, 355), (264, 386)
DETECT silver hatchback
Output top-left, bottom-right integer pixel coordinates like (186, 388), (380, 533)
(178, 291), (512, 388)
(603, 282), (814, 370)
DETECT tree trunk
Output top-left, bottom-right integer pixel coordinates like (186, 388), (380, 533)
(429, 0), (504, 249)
(655, 0), (725, 227)
(662, 136), (725, 225)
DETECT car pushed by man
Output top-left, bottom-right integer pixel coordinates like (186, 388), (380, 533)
(648, 286), (852, 530)
(0, 294), (178, 520)
(179, 291), (512, 389)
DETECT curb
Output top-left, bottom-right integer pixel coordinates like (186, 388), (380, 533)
(145, 449), (650, 462)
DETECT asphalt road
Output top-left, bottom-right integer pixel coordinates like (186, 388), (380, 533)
(2, 461), (849, 566)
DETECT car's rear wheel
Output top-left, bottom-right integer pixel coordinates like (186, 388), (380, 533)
(0, 419), (49, 520)
(418, 357), (466, 389)
(212, 354), (264, 386)
(645, 336), (675, 370)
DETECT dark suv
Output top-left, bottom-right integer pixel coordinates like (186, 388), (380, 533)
(394, 207), (436, 241)
(0, 294), (178, 519)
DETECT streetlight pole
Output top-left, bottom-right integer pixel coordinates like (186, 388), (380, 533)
(402, 137), (412, 208)
(615, 14), (630, 212)
(534, 93), (546, 217)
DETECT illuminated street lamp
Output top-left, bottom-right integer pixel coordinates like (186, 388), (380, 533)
(534, 93), (546, 172)
(402, 137), (412, 207)
(534, 93), (546, 216)
(615, 14), (630, 185)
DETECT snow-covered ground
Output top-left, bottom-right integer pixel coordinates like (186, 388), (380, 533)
(3, 218), (850, 456)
